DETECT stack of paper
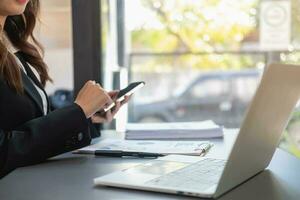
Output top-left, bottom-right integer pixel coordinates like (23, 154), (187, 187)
(76, 139), (213, 156)
(125, 120), (223, 140)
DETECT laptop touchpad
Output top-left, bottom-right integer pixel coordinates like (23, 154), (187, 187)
(126, 160), (189, 175)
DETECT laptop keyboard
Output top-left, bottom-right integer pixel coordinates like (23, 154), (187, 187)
(146, 158), (226, 191)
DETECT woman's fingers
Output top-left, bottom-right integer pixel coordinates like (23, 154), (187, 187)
(108, 90), (119, 101)
(91, 111), (111, 123)
(91, 114), (103, 123)
(111, 101), (121, 116)
(121, 95), (131, 105)
(106, 109), (114, 121)
(91, 100), (122, 123)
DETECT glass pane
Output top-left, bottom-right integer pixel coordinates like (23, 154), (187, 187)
(126, 0), (263, 128)
(123, 0), (300, 157)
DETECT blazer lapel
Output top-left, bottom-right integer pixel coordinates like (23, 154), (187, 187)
(21, 61), (50, 114)
(15, 51), (50, 114)
(21, 70), (44, 115)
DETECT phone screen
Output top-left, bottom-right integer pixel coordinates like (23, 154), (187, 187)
(103, 81), (145, 112)
(116, 81), (145, 101)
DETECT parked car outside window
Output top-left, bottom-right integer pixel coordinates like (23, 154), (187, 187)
(129, 69), (262, 128)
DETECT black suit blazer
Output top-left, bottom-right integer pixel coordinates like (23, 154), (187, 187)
(0, 52), (98, 178)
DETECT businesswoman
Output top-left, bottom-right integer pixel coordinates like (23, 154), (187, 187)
(0, 0), (128, 178)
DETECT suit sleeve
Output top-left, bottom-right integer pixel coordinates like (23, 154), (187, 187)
(0, 103), (91, 178)
(87, 119), (101, 138)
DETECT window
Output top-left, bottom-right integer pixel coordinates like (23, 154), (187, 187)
(125, 0), (263, 127)
(190, 79), (229, 99)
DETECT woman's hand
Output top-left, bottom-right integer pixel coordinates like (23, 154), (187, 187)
(91, 90), (131, 123)
(74, 80), (113, 118)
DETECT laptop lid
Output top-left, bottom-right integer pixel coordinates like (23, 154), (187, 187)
(215, 64), (300, 197)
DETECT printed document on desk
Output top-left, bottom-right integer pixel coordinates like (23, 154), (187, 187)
(125, 120), (223, 140)
(75, 139), (212, 156)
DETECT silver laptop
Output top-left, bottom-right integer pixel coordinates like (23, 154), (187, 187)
(94, 64), (300, 198)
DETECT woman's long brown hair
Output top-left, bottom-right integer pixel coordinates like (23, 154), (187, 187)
(0, 0), (51, 93)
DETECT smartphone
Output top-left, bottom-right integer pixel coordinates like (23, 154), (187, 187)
(103, 81), (145, 112)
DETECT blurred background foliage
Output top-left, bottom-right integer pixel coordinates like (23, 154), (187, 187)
(131, 0), (259, 71)
(130, 0), (300, 72)
(133, 0), (257, 52)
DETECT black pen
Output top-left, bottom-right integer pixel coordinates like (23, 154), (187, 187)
(94, 150), (164, 158)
